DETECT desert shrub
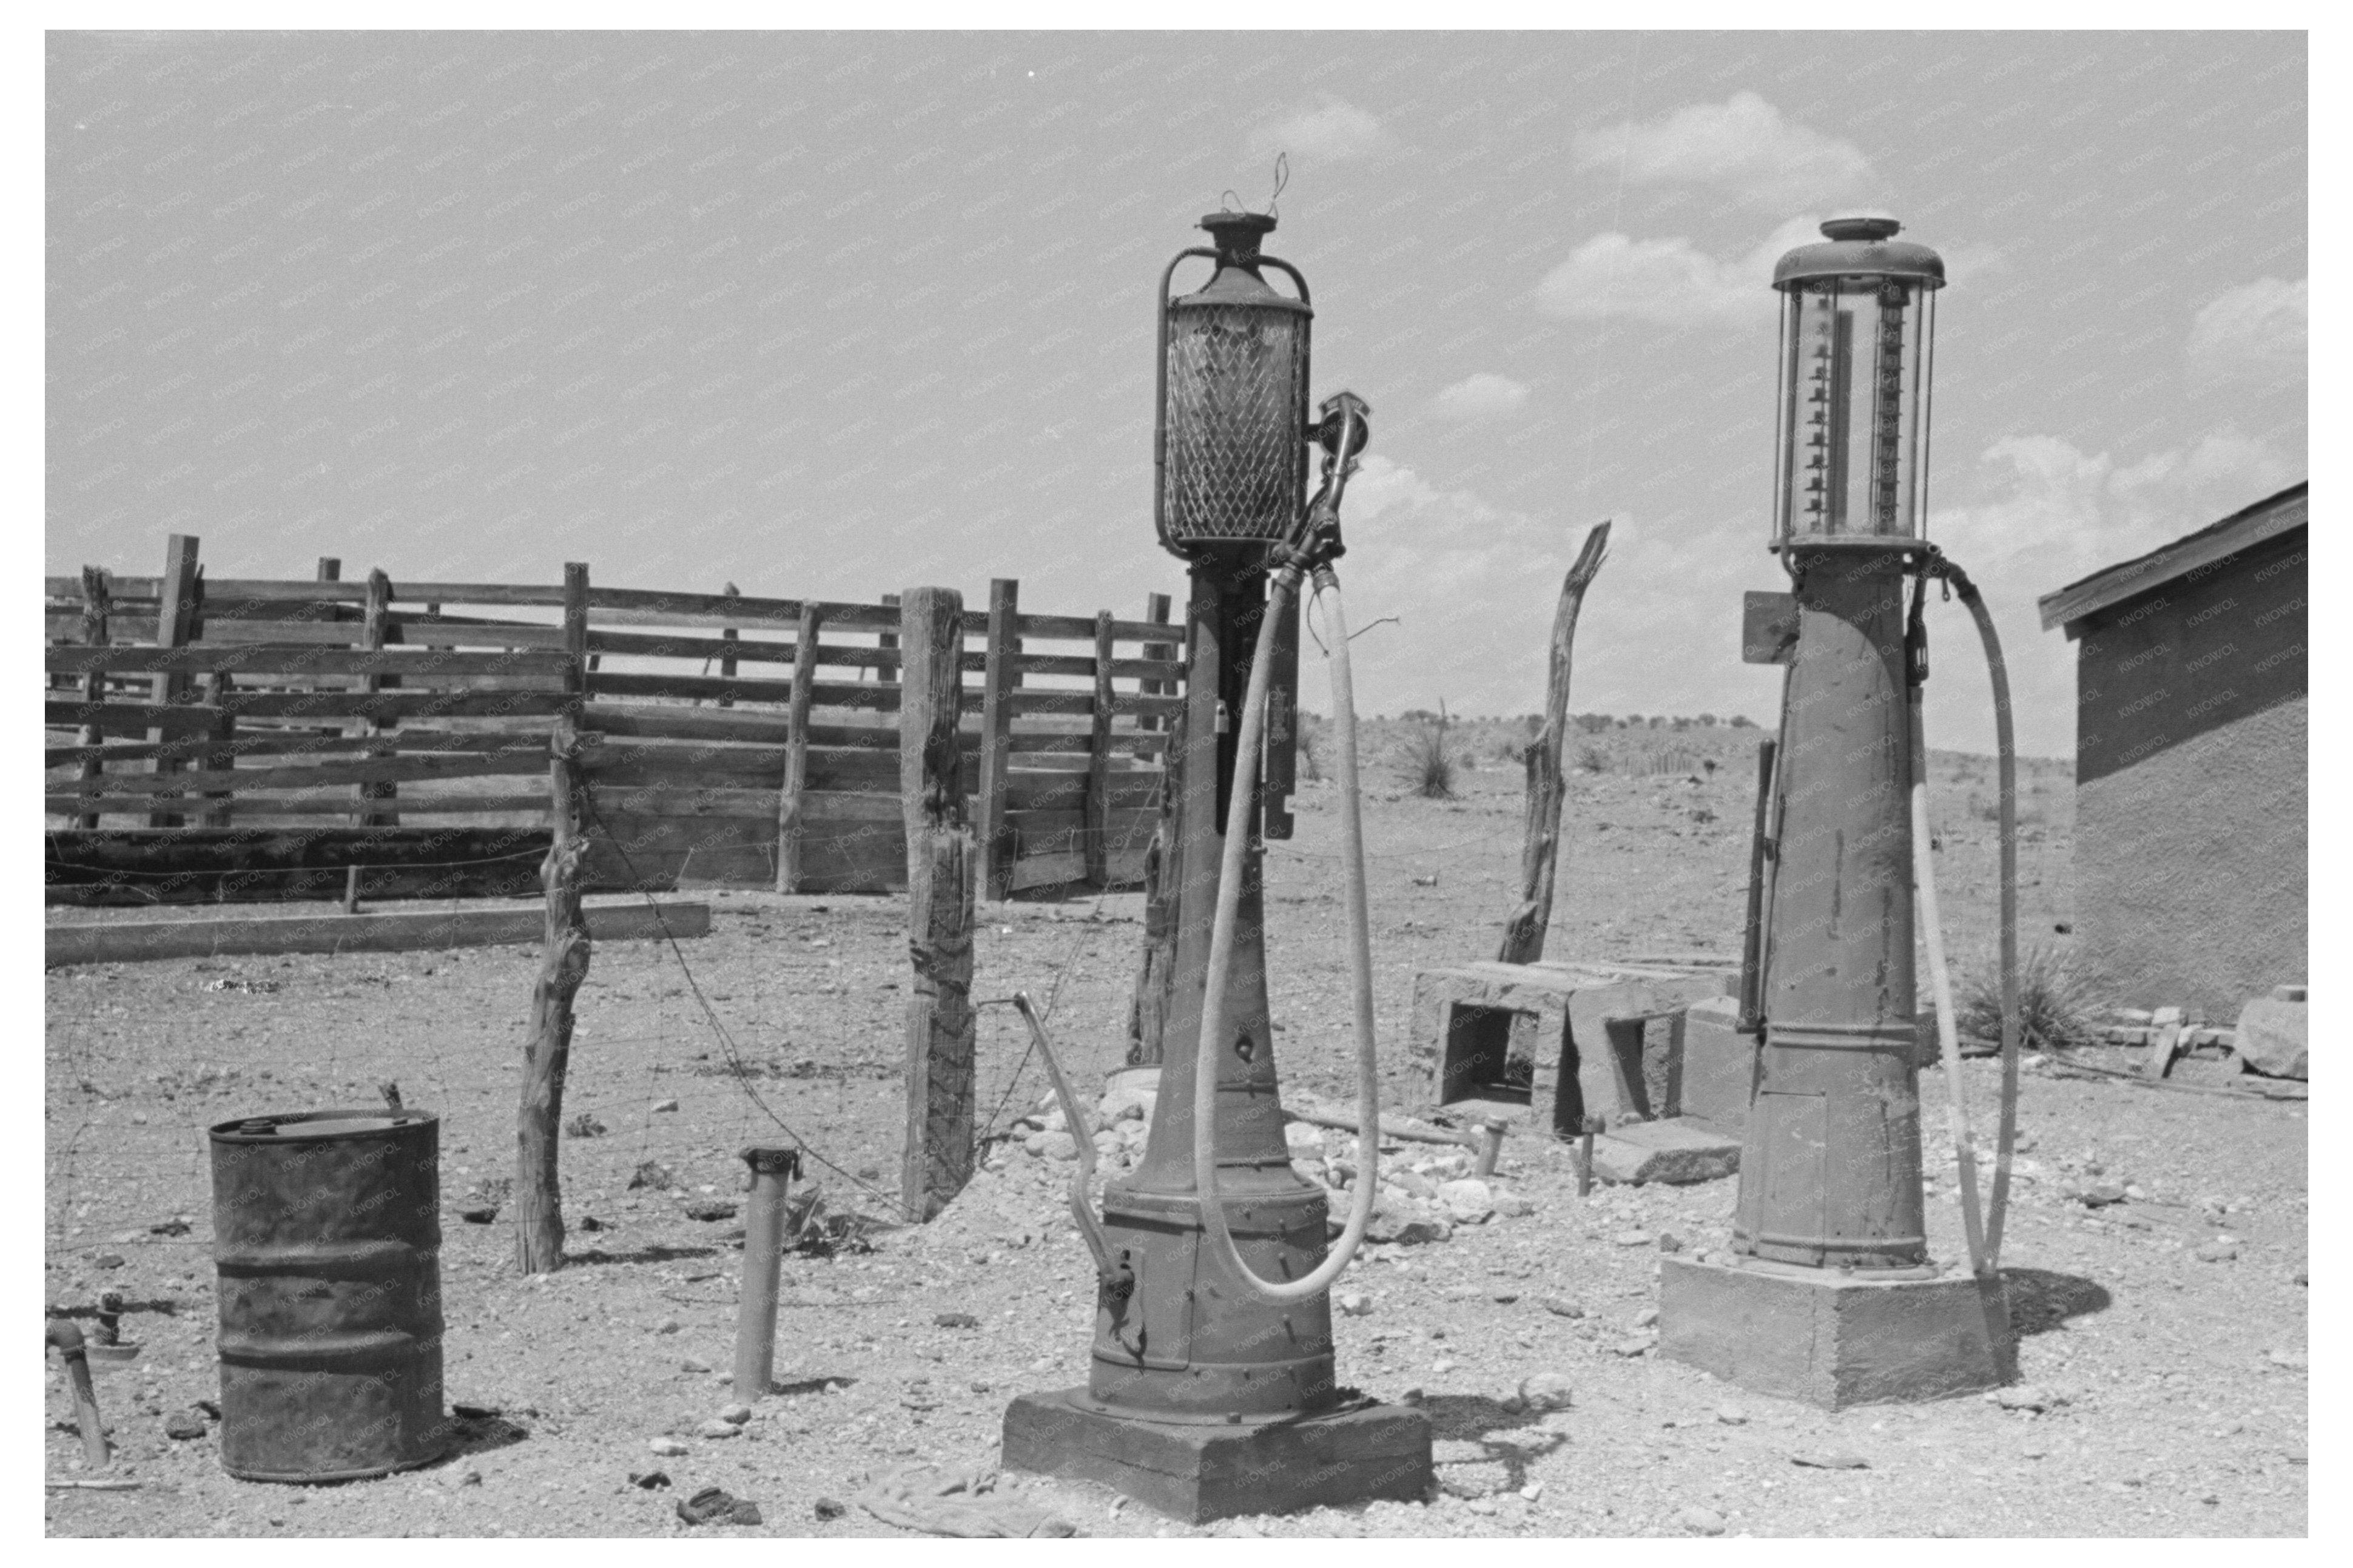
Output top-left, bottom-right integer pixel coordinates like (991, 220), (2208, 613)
(1957, 943), (2107, 1052)
(1574, 744), (1609, 773)
(1396, 723), (1458, 799)
(1294, 716), (1327, 782)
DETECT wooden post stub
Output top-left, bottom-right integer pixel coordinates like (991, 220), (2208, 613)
(898, 586), (975, 1222)
(1498, 522), (1610, 966)
(516, 710), (590, 1274)
(359, 568), (398, 829)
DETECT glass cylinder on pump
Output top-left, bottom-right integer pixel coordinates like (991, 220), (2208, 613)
(1771, 215), (1943, 545)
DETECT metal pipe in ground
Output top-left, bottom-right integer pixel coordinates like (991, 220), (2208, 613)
(733, 1146), (802, 1405)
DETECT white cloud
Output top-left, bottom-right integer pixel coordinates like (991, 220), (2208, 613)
(1919, 426), (2299, 757)
(1534, 218), (1817, 326)
(1246, 95), (1385, 166)
(1430, 372), (1530, 422)
(1574, 92), (1874, 210)
(2187, 277), (2305, 383)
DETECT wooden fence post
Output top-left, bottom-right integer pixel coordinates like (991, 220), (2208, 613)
(198, 670), (235, 828)
(1497, 523), (1610, 966)
(975, 578), (1018, 901)
(516, 562), (591, 1274)
(717, 582), (739, 708)
(776, 604), (821, 893)
(75, 567), (111, 829)
(898, 586), (975, 1222)
(1127, 699), (1183, 1068)
(877, 592), (901, 685)
(359, 568), (398, 828)
(147, 534), (200, 829)
(1086, 609), (1115, 887)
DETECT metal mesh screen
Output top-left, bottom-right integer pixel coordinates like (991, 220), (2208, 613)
(1163, 305), (1307, 543)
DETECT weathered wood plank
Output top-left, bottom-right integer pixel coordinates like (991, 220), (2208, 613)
(49, 793), (552, 818)
(46, 750), (548, 797)
(46, 646), (571, 678)
(43, 899), (703, 966)
(1498, 522), (1611, 966)
(1086, 609), (1116, 886)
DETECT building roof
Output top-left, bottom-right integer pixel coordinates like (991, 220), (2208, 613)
(2038, 481), (2308, 636)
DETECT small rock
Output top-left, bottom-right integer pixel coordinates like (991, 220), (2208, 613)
(652, 1099), (680, 1113)
(2194, 1239), (2240, 1263)
(1677, 1506), (1726, 1536)
(1791, 1450), (1870, 1469)
(813, 1498), (847, 1521)
(1611, 1336), (1654, 1358)
(1040, 1132), (1080, 1162)
(1437, 1178), (1495, 1223)
(149, 1217), (192, 1237)
(717, 1403), (752, 1425)
(1337, 1291), (1375, 1317)
(1519, 1371), (1574, 1412)
(2075, 1183), (2128, 1208)
(935, 1311), (980, 1329)
(698, 1419), (743, 1439)
(631, 1470), (672, 1490)
(1612, 1230), (1653, 1247)
(1716, 1404), (1747, 1425)
(1489, 1189), (1536, 1219)
(2266, 1348), (2308, 1370)
(1992, 1385), (2054, 1412)
(458, 1208), (497, 1225)
(655, 1319), (682, 1335)
(1539, 1297), (1585, 1319)
(164, 1408), (209, 1440)
(1489, 1290), (1519, 1304)
(93, 1253), (126, 1268)
(679, 1357), (711, 1373)
(650, 1436), (690, 1456)
(1633, 1307), (1660, 1328)
(685, 1200), (739, 1222)
(1656, 1231), (1685, 1253)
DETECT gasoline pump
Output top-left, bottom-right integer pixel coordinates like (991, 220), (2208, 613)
(1000, 208), (1434, 1520)
(1658, 215), (2026, 1407)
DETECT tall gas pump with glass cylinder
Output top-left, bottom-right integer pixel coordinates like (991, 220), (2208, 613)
(1001, 208), (1433, 1520)
(1658, 215), (2017, 1407)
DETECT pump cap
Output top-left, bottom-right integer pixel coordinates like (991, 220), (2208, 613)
(1772, 212), (1945, 291)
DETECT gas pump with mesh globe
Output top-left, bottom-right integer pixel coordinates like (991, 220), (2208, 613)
(999, 209), (1434, 1522)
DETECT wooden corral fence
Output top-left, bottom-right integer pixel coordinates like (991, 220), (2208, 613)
(45, 536), (1183, 902)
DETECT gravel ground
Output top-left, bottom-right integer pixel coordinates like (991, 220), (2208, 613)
(44, 726), (2306, 1536)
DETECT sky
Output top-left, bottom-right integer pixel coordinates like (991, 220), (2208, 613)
(46, 30), (2308, 757)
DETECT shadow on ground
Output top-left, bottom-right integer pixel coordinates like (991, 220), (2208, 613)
(2003, 1266), (2111, 1336)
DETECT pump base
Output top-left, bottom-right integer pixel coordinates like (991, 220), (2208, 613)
(1659, 1254), (2014, 1408)
(1001, 1389), (1432, 1523)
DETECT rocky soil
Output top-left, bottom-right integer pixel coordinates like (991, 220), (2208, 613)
(44, 723), (2305, 1537)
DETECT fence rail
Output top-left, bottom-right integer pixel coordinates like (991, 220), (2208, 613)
(45, 536), (1183, 903)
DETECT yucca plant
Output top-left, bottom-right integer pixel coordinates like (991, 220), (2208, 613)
(1957, 943), (2107, 1054)
(1396, 722), (1458, 799)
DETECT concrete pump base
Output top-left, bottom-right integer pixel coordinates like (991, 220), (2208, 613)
(1658, 1254), (2015, 1409)
(1001, 1388), (1432, 1523)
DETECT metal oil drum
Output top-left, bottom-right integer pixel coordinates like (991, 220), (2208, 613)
(207, 1109), (448, 1481)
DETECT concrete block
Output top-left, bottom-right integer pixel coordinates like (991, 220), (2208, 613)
(1001, 1388), (1432, 1523)
(1587, 1117), (1741, 1186)
(1658, 1254), (2013, 1409)
(2233, 991), (2308, 1080)
(1678, 996), (1756, 1136)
